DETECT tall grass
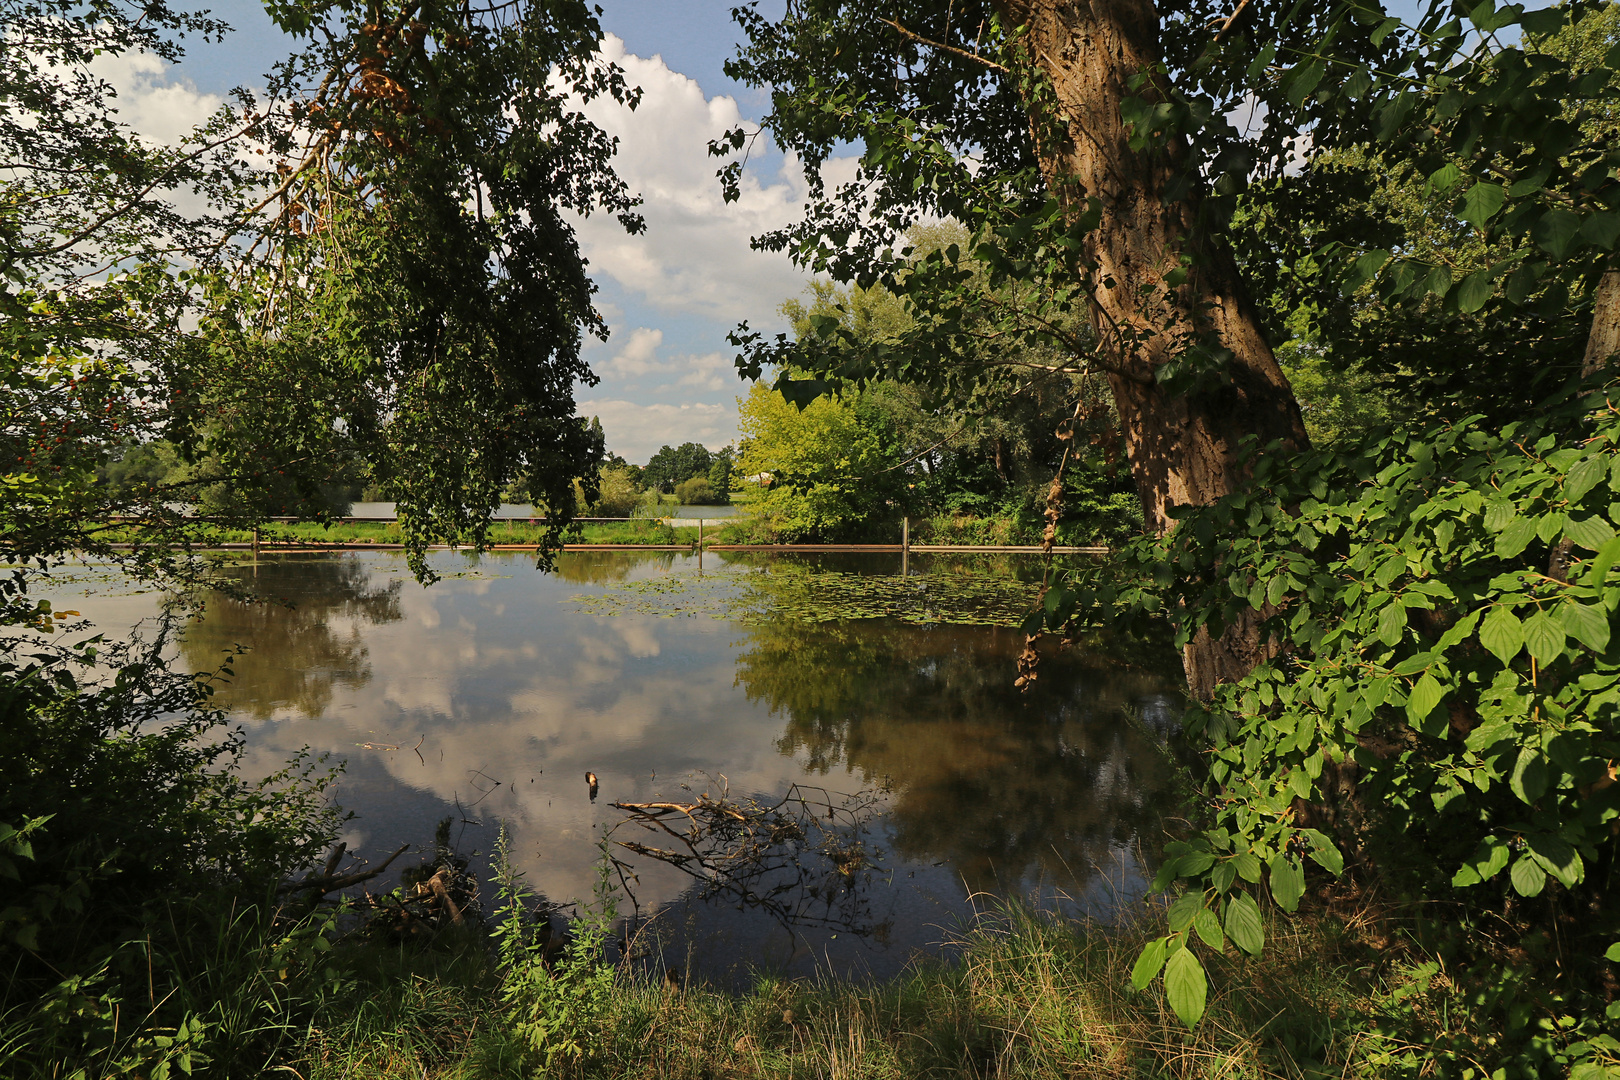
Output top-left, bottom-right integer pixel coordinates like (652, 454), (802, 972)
(292, 894), (1407, 1080)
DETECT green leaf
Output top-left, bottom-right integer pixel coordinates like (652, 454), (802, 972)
(1605, 941), (1620, 963)
(1568, 456), (1611, 503)
(1557, 601), (1610, 653)
(1483, 608), (1516, 667)
(1523, 609), (1568, 665)
(1454, 839), (1510, 887)
(1427, 163), (1462, 192)
(1282, 59), (1326, 108)
(1224, 892), (1265, 956)
(1565, 515), (1616, 552)
(1233, 852), (1262, 883)
(1581, 211), (1620, 251)
(1519, 6), (1564, 33)
(1193, 907), (1225, 951)
(1455, 269), (1494, 312)
(1585, 536), (1620, 589)
(1164, 946), (1208, 1027)
(1526, 832), (1583, 889)
(1288, 767), (1312, 799)
(1533, 208), (1582, 260)
(1167, 891), (1202, 933)
(1303, 830), (1345, 875)
(1510, 854), (1546, 897)
(1268, 854), (1306, 912)
(1510, 745), (1548, 804)
(1460, 182), (1506, 232)
(1347, 249), (1391, 292)
(1134, 939), (1172, 990)
(1377, 602), (1407, 647)
(1406, 672), (1446, 728)
(1130, 937), (1168, 990)
(1496, 514), (1538, 558)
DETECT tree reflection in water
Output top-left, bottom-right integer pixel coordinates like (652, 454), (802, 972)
(180, 555), (403, 720)
(733, 615), (1187, 898)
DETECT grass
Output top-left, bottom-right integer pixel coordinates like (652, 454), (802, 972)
(292, 899), (1409, 1080)
(99, 511), (1108, 550)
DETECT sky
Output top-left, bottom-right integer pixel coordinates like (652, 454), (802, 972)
(123, 0), (813, 464)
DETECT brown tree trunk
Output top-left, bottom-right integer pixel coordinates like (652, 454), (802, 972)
(994, 0), (1308, 699)
(1583, 269), (1620, 378)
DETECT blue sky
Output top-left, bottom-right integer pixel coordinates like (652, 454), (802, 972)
(138, 1), (806, 463)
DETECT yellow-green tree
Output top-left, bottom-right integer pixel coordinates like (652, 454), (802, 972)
(733, 383), (908, 541)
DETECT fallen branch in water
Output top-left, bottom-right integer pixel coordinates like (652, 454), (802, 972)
(608, 778), (890, 936)
(284, 843), (410, 897)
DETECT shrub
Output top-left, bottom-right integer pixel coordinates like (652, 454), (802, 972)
(1041, 382), (1620, 1073)
(675, 475), (717, 505)
(0, 621), (343, 1077)
(587, 466), (641, 517)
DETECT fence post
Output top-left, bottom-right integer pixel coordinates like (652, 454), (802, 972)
(252, 524), (260, 559)
(902, 516), (909, 576)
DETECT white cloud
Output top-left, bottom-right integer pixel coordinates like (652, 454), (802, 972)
(600, 326), (665, 378)
(570, 36), (856, 324)
(575, 398), (738, 462)
(89, 51), (227, 148)
(594, 325), (738, 395)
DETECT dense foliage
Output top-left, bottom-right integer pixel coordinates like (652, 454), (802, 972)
(0, 619), (344, 1076)
(1030, 382), (1620, 1072)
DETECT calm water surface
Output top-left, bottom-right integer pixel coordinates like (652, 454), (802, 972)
(53, 550), (1184, 983)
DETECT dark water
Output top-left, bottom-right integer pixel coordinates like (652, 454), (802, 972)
(51, 549), (1186, 983)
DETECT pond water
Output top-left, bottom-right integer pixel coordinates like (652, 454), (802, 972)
(49, 549), (1185, 984)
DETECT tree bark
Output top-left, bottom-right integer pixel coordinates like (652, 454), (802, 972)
(994, 0), (1308, 699)
(1583, 269), (1620, 378)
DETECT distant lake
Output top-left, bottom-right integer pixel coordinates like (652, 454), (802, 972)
(48, 550), (1185, 983)
(345, 502), (742, 520)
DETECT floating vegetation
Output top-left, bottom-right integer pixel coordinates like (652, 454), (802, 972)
(569, 562), (1040, 627)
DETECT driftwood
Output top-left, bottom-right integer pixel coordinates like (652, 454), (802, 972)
(607, 778), (888, 935)
(283, 842), (411, 898)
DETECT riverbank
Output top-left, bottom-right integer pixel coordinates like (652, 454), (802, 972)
(100, 517), (1110, 554)
(294, 896), (1431, 1080)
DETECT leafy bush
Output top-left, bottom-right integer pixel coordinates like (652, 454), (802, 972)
(584, 465), (641, 517)
(675, 475), (718, 505)
(0, 621), (343, 1077)
(1040, 383), (1620, 1074)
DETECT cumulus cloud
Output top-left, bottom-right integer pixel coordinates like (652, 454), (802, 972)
(570, 36), (856, 324)
(600, 326), (665, 378)
(595, 324), (737, 395)
(575, 397), (738, 462)
(88, 51), (228, 148)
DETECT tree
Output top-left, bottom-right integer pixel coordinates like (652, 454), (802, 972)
(733, 382), (908, 540)
(641, 442), (715, 493)
(2, 0), (644, 584)
(706, 445), (736, 505)
(778, 268), (1141, 540)
(0, 1), (646, 1070)
(722, 0), (1620, 693)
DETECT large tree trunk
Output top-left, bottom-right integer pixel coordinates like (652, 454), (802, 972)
(994, 0), (1309, 699)
(1583, 269), (1620, 378)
